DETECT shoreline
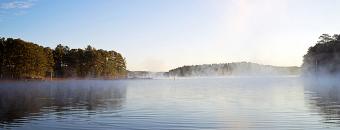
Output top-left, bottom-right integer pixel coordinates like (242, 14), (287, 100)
(0, 77), (128, 82)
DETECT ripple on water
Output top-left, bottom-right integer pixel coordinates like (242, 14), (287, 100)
(0, 77), (340, 129)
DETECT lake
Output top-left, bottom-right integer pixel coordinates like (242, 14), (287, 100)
(0, 76), (340, 129)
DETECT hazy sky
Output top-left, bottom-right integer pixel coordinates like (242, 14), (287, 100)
(1, 0), (340, 71)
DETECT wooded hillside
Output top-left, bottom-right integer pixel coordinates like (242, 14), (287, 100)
(0, 37), (126, 79)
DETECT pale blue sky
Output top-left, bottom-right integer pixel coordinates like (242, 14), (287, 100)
(1, 0), (340, 71)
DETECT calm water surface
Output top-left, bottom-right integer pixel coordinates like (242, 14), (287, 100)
(0, 76), (340, 129)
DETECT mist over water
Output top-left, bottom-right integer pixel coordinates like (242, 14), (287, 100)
(127, 62), (301, 79)
(1, 0), (339, 129)
(303, 78), (340, 125)
(166, 62), (300, 77)
(0, 77), (340, 129)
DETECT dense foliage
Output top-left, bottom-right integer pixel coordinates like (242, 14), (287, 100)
(0, 37), (126, 79)
(302, 34), (340, 76)
(166, 62), (300, 77)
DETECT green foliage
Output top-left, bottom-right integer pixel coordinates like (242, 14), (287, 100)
(0, 37), (127, 79)
(52, 44), (127, 78)
(302, 34), (340, 75)
(0, 38), (54, 79)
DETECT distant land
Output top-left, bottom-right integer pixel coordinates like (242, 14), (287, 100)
(127, 71), (165, 79)
(128, 62), (301, 79)
(129, 33), (340, 79)
(166, 62), (300, 77)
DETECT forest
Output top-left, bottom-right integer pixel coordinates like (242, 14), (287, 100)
(166, 62), (300, 77)
(302, 34), (340, 76)
(0, 37), (127, 80)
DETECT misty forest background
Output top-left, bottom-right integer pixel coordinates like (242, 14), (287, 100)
(130, 34), (340, 78)
(0, 34), (339, 80)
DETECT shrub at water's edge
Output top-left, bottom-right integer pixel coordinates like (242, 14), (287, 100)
(0, 37), (127, 80)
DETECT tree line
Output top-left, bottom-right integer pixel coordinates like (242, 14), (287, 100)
(302, 34), (340, 76)
(166, 62), (300, 77)
(0, 37), (126, 79)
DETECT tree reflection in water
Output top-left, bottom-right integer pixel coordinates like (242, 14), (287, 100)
(0, 80), (127, 127)
(305, 79), (340, 125)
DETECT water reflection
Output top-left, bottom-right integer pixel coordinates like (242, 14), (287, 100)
(305, 80), (340, 125)
(0, 80), (127, 128)
(1, 78), (340, 129)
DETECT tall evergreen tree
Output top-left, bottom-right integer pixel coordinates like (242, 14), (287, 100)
(0, 37), (127, 80)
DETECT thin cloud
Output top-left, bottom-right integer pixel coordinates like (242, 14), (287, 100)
(0, 1), (35, 9)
